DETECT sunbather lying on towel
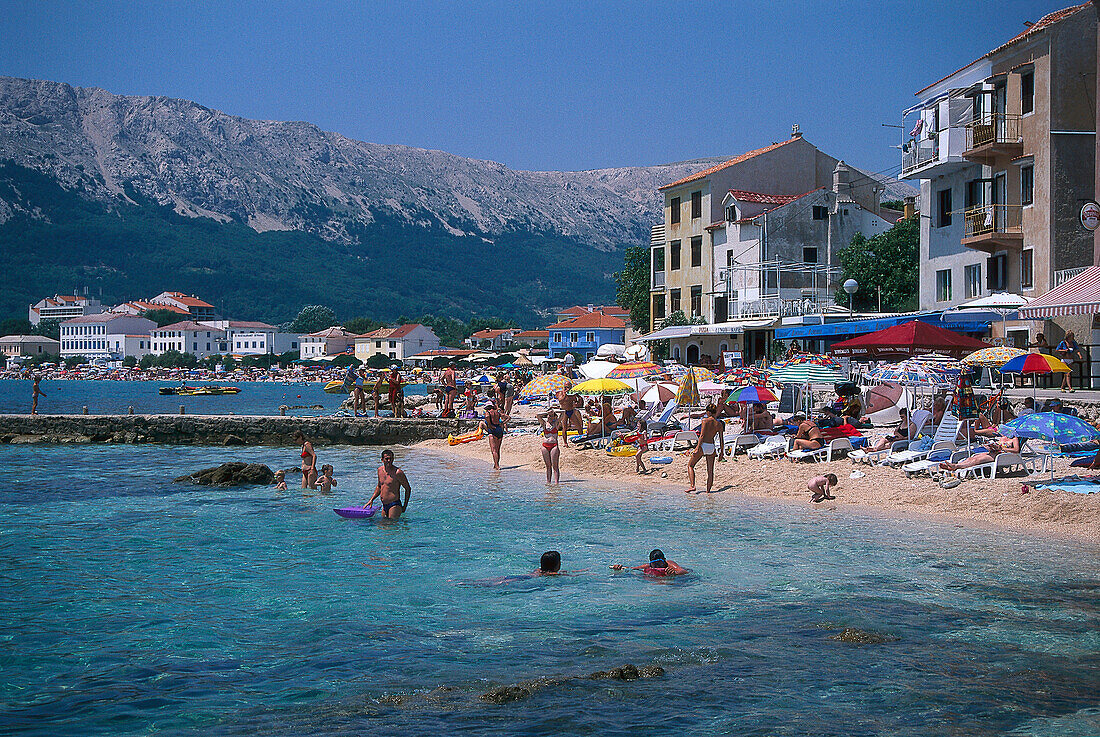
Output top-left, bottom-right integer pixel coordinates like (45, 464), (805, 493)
(866, 407), (914, 452)
(939, 436), (1021, 471)
(792, 420), (824, 451)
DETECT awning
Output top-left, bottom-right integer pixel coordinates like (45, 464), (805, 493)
(1019, 266), (1100, 319)
(689, 319), (774, 335)
(776, 314), (990, 340)
(636, 325), (694, 342)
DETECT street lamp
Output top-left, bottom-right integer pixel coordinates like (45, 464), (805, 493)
(843, 279), (858, 315)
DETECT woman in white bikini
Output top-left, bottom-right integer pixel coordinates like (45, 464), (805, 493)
(537, 409), (562, 483)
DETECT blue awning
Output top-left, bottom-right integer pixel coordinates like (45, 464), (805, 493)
(775, 315), (990, 340)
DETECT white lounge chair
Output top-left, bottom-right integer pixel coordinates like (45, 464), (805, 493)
(884, 414), (961, 467)
(747, 436), (789, 459)
(654, 430), (697, 452)
(789, 437), (852, 463)
(730, 433), (760, 456)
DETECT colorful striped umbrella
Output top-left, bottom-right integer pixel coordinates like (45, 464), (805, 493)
(998, 352), (1070, 375)
(675, 366), (700, 406)
(571, 377), (633, 396)
(719, 366), (780, 390)
(606, 361), (667, 381)
(731, 385), (778, 404)
(1000, 412), (1100, 445)
(664, 364), (718, 383)
(518, 373), (571, 399)
(782, 353), (842, 370)
(867, 360), (956, 388)
(771, 362), (846, 385)
(962, 346), (1027, 368)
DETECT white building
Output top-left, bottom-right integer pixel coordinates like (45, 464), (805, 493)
(60, 314), (157, 360)
(149, 321), (228, 359)
(106, 335), (152, 361)
(200, 321), (299, 356)
(29, 294), (104, 325)
(355, 324), (441, 363)
(299, 326), (358, 360)
(149, 292), (218, 320)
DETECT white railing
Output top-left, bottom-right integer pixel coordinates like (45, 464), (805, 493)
(1053, 267), (1089, 288)
(651, 271), (666, 289)
(728, 296), (835, 319)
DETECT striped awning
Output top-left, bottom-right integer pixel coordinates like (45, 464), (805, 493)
(1019, 266), (1100, 319)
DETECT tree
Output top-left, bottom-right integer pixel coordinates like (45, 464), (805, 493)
(614, 245), (650, 332)
(0, 317), (32, 336)
(343, 317), (381, 335)
(366, 353), (392, 369)
(64, 355), (86, 368)
(222, 355), (237, 371)
(31, 319), (60, 341)
(331, 354), (362, 367)
(286, 305), (338, 334)
(141, 309), (187, 327)
(139, 354), (156, 369)
(122, 355), (137, 368)
(835, 218), (919, 312)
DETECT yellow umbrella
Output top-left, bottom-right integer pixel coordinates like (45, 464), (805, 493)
(961, 346), (1027, 368)
(518, 373), (571, 399)
(676, 366), (699, 406)
(570, 377), (633, 396)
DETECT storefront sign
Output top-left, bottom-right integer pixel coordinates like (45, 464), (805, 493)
(723, 352), (742, 369)
(1081, 200), (1100, 231)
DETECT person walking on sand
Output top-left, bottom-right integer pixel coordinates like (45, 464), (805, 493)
(687, 404), (721, 493)
(537, 409), (562, 483)
(635, 419), (650, 474)
(442, 362), (458, 417)
(807, 473), (838, 503)
(31, 375), (46, 415)
(367, 448), (411, 519)
(480, 401), (507, 471)
(557, 390), (583, 442)
(294, 430), (318, 489)
(1056, 331), (1083, 392)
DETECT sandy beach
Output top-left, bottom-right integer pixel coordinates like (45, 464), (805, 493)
(417, 415), (1100, 544)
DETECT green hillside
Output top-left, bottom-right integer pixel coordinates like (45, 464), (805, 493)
(0, 163), (621, 327)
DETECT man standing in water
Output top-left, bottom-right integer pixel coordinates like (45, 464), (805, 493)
(388, 365), (403, 417)
(367, 448), (411, 519)
(31, 375), (46, 415)
(442, 362), (458, 417)
(686, 403), (721, 493)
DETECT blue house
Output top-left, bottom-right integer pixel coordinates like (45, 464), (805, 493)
(547, 309), (627, 360)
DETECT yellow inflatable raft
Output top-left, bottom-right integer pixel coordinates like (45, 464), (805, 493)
(447, 427), (484, 446)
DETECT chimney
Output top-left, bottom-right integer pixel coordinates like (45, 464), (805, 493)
(832, 161), (851, 194)
(903, 196), (917, 220)
(791, 124), (802, 138)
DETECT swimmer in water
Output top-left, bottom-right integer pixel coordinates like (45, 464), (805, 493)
(316, 464), (338, 493)
(610, 548), (689, 576)
(366, 448), (411, 519)
(273, 470), (288, 491)
(536, 550), (562, 575)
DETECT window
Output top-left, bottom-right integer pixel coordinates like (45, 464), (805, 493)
(812, 205), (828, 220)
(652, 247), (665, 273)
(670, 241), (681, 270)
(375, 341), (382, 348)
(652, 294), (665, 320)
(1020, 165), (1033, 206)
(802, 247), (818, 264)
(389, 341), (396, 348)
(553, 332), (562, 343)
(690, 236), (702, 267)
(1021, 249), (1033, 289)
(670, 197), (681, 224)
(670, 288), (681, 313)
(725, 205), (737, 222)
(987, 254), (1007, 291)
(937, 188), (952, 227)
(690, 191), (702, 219)
(936, 269), (952, 302)
(690, 285), (702, 317)
(585, 332), (595, 343)
(1021, 70), (1034, 115)
(569, 332), (578, 344)
(965, 264), (982, 298)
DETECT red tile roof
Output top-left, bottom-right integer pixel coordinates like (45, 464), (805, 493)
(123, 301), (188, 314)
(557, 305), (629, 317)
(548, 311), (627, 330)
(470, 328), (513, 339)
(659, 138), (798, 190)
(307, 326), (354, 338)
(916, 3), (1088, 95)
(362, 324), (426, 340)
(152, 321), (223, 332)
(726, 189), (805, 205)
(156, 292), (215, 309)
(513, 330), (550, 338)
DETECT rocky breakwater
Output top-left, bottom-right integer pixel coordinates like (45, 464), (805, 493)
(0, 415), (466, 446)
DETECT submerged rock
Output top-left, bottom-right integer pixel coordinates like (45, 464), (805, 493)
(828, 628), (900, 645)
(174, 462), (275, 487)
(479, 685), (533, 704)
(479, 664), (664, 704)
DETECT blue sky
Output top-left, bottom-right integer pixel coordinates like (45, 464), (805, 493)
(0, 1), (1078, 174)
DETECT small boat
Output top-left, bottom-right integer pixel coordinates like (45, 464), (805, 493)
(160, 385), (241, 396)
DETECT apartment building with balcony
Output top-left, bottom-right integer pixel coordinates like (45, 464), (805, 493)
(903, 3), (1096, 346)
(59, 314), (157, 361)
(29, 294), (104, 325)
(547, 310), (626, 360)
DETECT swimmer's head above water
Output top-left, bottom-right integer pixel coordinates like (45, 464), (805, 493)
(648, 549), (667, 569)
(381, 449), (395, 465)
(539, 550), (561, 573)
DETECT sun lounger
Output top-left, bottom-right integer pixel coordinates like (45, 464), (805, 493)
(881, 413), (961, 467)
(788, 437), (852, 463)
(729, 433), (760, 456)
(849, 438), (911, 465)
(653, 430), (697, 452)
(747, 436), (789, 459)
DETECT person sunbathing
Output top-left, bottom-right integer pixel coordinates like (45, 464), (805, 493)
(939, 436), (1021, 471)
(751, 403), (775, 431)
(792, 420), (824, 451)
(866, 407), (914, 452)
(586, 398), (618, 435)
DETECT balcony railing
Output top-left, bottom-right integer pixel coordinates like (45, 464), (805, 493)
(651, 271), (666, 290)
(901, 140), (938, 177)
(965, 113), (1022, 153)
(727, 296), (835, 320)
(1054, 266), (1089, 288)
(962, 204), (1023, 240)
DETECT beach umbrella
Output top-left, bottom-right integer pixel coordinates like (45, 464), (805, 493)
(675, 367), (700, 407)
(720, 366), (781, 391)
(606, 361), (667, 381)
(867, 360), (955, 389)
(571, 377), (633, 396)
(665, 365), (717, 383)
(962, 346), (1027, 368)
(998, 352), (1070, 375)
(781, 352), (842, 370)
(518, 373), (571, 399)
(1000, 412), (1100, 445)
(577, 360), (618, 380)
(632, 382), (677, 405)
(697, 380), (728, 395)
(771, 362), (846, 385)
(731, 385), (778, 404)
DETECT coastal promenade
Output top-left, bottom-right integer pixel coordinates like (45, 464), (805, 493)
(0, 414), (468, 446)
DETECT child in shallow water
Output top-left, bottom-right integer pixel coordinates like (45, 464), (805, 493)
(807, 473), (838, 503)
(611, 548), (689, 576)
(316, 464), (338, 492)
(273, 470), (288, 491)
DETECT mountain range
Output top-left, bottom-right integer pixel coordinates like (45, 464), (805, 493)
(0, 76), (913, 326)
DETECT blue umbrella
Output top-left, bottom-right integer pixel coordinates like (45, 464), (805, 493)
(999, 412), (1100, 445)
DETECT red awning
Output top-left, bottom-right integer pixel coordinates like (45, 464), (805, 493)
(830, 320), (987, 359)
(1018, 266), (1100, 319)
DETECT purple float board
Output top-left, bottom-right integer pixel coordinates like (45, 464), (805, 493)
(334, 507), (377, 519)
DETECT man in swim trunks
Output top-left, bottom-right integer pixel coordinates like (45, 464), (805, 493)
(388, 365), (403, 418)
(442, 363), (458, 417)
(367, 448), (411, 519)
(557, 389), (583, 443)
(352, 368), (366, 416)
(687, 404), (721, 493)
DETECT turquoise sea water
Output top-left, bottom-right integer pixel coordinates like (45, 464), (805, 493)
(0, 379), (428, 417)
(2, 444), (1099, 736)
